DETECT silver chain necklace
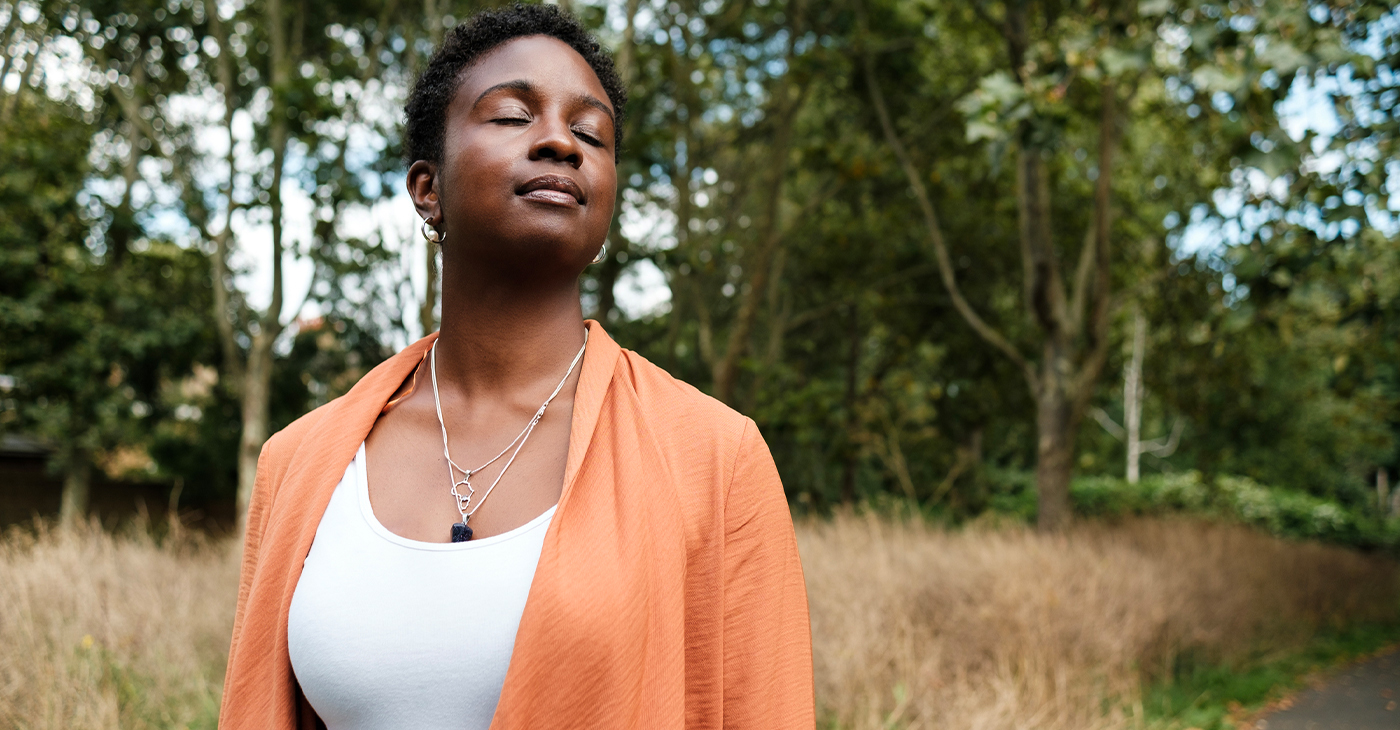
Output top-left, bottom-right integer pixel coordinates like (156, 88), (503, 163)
(430, 330), (588, 542)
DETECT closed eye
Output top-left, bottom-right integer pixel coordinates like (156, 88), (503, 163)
(573, 127), (605, 147)
(492, 116), (530, 125)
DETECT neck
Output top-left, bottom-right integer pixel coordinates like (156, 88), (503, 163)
(433, 258), (588, 401)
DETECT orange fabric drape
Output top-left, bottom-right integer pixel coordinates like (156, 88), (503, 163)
(219, 321), (814, 729)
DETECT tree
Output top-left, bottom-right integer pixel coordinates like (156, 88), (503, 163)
(163, 0), (424, 529)
(8, 0), (1395, 528)
(851, 0), (1379, 529)
(0, 92), (214, 525)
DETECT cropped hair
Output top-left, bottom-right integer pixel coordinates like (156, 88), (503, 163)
(403, 3), (627, 165)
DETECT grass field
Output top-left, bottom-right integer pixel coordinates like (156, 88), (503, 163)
(1, 513), (1396, 729)
(803, 513), (1400, 729)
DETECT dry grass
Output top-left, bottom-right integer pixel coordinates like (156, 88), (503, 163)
(0, 514), (1395, 729)
(802, 512), (1400, 730)
(0, 520), (238, 730)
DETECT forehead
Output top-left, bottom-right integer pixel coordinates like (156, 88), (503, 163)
(453, 35), (611, 113)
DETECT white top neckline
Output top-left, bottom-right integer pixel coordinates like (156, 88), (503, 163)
(289, 441), (555, 730)
(353, 441), (558, 552)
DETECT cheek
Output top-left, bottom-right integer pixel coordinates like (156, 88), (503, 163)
(590, 165), (619, 219)
(442, 132), (514, 202)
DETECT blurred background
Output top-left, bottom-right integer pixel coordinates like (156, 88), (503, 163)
(1, 0), (1399, 728)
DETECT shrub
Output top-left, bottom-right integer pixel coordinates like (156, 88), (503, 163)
(984, 469), (1399, 549)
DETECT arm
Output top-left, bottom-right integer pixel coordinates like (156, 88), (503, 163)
(722, 420), (815, 728)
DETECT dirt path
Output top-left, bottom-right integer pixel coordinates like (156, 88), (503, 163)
(1260, 651), (1400, 730)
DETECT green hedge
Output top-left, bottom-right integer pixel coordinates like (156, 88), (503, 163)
(982, 469), (1400, 549)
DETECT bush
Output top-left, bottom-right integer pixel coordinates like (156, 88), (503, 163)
(983, 469), (1400, 550)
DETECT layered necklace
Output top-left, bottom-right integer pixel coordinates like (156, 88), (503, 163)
(430, 330), (588, 542)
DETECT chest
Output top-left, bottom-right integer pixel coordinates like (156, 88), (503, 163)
(364, 392), (574, 543)
(288, 449), (557, 729)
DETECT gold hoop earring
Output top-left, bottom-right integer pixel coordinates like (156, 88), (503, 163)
(421, 218), (445, 243)
(591, 242), (607, 265)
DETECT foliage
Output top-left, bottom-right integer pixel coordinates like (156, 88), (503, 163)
(1, 0), (1397, 525)
(0, 94), (215, 497)
(981, 468), (1400, 548)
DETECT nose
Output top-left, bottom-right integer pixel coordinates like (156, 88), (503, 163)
(528, 115), (583, 169)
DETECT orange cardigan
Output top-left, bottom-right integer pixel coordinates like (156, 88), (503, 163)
(219, 322), (814, 729)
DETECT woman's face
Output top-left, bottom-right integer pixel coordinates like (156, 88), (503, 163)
(412, 35), (617, 278)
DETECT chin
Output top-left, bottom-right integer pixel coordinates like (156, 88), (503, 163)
(491, 228), (598, 277)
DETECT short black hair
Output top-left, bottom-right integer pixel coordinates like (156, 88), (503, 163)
(404, 3), (627, 165)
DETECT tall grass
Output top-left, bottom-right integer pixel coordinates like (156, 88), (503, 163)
(803, 513), (1400, 729)
(0, 521), (238, 729)
(0, 514), (1395, 729)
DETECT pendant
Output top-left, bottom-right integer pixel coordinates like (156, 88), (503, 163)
(451, 522), (473, 542)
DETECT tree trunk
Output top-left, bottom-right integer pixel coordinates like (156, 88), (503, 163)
(59, 450), (92, 528)
(858, 0), (1123, 532)
(108, 63), (151, 265)
(1035, 373), (1076, 531)
(1125, 307), (1145, 483)
(109, 128), (142, 264)
(934, 427), (983, 503)
(709, 105), (797, 404)
(1016, 149), (1065, 331)
(710, 5), (805, 405)
(232, 0), (290, 534)
(595, 216), (627, 321)
(235, 340), (275, 531)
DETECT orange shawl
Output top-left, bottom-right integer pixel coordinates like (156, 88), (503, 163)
(219, 321), (814, 729)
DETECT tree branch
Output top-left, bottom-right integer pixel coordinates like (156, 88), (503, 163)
(1074, 78), (1120, 397)
(785, 264), (938, 333)
(1142, 418), (1183, 457)
(209, 7), (245, 384)
(712, 3), (810, 404)
(1091, 407), (1126, 440)
(262, 0), (290, 341)
(857, 1), (1037, 392)
(1067, 224), (1095, 338)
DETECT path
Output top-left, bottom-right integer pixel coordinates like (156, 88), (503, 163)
(1260, 651), (1400, 730)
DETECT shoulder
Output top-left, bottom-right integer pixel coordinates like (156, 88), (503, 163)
(254, 399), (340, 488)
(615, 348), (750, 437)
(255, 333), (432, 489)
(258, 333), (433, 480)
(610, 347), (767, 489)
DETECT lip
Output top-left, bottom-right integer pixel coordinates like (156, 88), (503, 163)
(517, 175), (585, 207)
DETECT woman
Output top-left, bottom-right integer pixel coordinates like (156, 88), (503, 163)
(218, 5), (814, 729)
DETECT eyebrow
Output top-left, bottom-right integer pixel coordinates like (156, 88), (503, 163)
(573, 93), (615, 123)
(474, 79), (534, 107)
(473, 79), (615, 124)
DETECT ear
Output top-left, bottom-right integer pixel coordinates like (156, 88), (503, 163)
(406, 160), (441, 223)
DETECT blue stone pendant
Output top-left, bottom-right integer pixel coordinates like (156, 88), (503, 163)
(451, 522), (473, 542)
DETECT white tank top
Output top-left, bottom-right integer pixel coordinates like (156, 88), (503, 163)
(288, 442), (555, 730)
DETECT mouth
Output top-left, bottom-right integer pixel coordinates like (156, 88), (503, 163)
(517, 175), (585, 207)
